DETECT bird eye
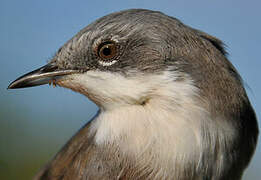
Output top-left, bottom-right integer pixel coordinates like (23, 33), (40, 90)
(97, 41), (117, 60)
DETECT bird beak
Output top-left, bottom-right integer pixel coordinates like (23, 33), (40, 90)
(8, 63), (79, 89)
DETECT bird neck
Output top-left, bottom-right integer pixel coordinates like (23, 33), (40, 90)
(88, 79), (213, 178)
(86, 73), (239, 179)
(53, 69), (240, 179)
(58, 70), (238, 178)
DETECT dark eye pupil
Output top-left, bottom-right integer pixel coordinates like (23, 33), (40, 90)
(97, 41), (117, 59)
(102, 47), (111, 56)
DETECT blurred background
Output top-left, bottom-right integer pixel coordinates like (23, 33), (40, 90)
(1, 0), (260, 179)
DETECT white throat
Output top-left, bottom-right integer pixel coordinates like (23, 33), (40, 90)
(57, 70), (236, 178)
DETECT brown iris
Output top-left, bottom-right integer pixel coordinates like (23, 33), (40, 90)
(97, 41), (117, 60)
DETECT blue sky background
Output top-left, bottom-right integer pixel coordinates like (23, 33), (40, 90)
(1, 0), (260, 179)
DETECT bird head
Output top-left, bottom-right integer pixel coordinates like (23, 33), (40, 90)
(8, 9), (233, 112)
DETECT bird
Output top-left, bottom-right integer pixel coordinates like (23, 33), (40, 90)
(8, 9), (258, 180)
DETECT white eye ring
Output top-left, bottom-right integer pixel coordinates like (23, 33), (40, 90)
(98, 60), (117, 66)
